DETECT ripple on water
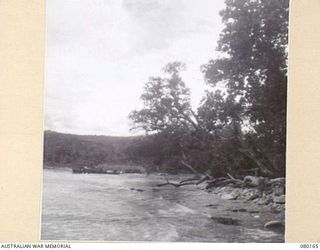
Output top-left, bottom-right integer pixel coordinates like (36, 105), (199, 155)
(41, 169), (284, 242)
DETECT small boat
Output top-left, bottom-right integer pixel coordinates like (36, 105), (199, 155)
(72, 166), (86, 173)
(72, 166), (120, 175)
(106, 170), (120, 175)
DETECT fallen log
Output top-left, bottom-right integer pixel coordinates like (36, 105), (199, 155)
(179, 176), (201, 184)
(206, 177), (244, 189)
(157, 181), (199, 187)
(206, 177), (227, 188)
(196, 175), (210, 185)
(157, 176), (198, 187)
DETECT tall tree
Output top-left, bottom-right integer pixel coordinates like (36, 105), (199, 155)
(129, 62), (210, 174)
(201, 0), (289, 176)
(129, 62), (198, 134)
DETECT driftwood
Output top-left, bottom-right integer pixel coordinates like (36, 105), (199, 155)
(206, 178), (244, 189)
(179, 176), (200, 184)
(157, 171), (284, 195)
(157, 174), (212, 188)
(157, 153), (282, 191)
(157, 181), (199, 188)
(157, 159), (212, 188)
(196, 175), (210, 185)
(157, 175), (199, 188)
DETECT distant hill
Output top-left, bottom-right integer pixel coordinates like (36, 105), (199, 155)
(43, 130), (140, 168)
(43, 131), (198, 174)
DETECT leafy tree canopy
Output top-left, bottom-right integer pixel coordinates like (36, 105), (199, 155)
(129, 62), (198, 134)
(129, 0), (289, 177)
(201, 0), (289, 156)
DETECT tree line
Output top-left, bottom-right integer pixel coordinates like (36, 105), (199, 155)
(43, 131), (137, 168)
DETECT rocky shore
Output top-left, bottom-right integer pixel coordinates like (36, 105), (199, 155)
(206, 176), (285, 208)
(204, 176), (285, 232)
(157, 173), (286, 234)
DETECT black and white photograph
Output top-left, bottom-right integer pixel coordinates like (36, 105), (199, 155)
(41, 0), (289, 242)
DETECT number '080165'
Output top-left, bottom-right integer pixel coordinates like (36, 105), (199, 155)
(300, 244), (319, 248)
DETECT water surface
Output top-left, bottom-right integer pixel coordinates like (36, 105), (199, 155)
(41, 168), (284, 242)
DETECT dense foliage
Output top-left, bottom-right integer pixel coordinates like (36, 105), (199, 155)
(43, 131), (136, 167)
(129, 0), (289, 177)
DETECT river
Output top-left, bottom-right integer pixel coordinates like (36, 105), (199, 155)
(41, 168), (284, 242)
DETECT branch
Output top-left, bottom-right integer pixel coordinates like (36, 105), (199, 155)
(157, 175), (199, 187)
(227, 173), (235, 180)
(190, 110), (202, 128)
(157, 181), (198, 187)
(180, 160), (201, 177)
(177, 113), (199, 130)
(179, 176), (200, 184)
(196, 175), (211, 185)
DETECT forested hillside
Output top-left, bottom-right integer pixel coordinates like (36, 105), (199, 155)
(43, 131), (136, 167)
(44, 131), (199, 173)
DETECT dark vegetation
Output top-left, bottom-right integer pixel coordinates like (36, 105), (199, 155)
(129, 0), (289, 178)
(43, 130), (199, 174)
(44, 0), (289, 179)
(44, 131), (136, 167)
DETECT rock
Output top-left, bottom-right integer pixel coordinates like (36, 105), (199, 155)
(221, 192), (238, 200)
(231, 208), (247, 212)
(273, 195), (285, 204)
(270, 178), (285, 196)
(264, 220), (284, 232)
(258, 199), (270, 205)
(247, 193), (260, 201)
(265, 188), (274, 195)
(239, 208), (247, 212)
(270, 207), (281, 214)
(211, 216), (240, 225)
(270, 177), (285, 185)
(257, 196), (272, 205)
(243, 176), (263, 187)
(130, 188), (144, 192)
(205, 204), (219, 208)
(274, 185), (285, 196)
(241, 189), (249, 195)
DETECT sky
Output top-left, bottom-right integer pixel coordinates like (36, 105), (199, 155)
(45, 0), (226, 136)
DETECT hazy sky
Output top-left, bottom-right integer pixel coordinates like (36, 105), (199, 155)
(45, 0), (225, 136)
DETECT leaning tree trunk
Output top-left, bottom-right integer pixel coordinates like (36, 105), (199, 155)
(233, 123), (281, 177)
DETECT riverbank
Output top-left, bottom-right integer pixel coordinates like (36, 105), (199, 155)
(157, 174), (285, 234)
(204, 185), (285, 232)
(157, 174), (285, 210)
(203, 176), (285, 211)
